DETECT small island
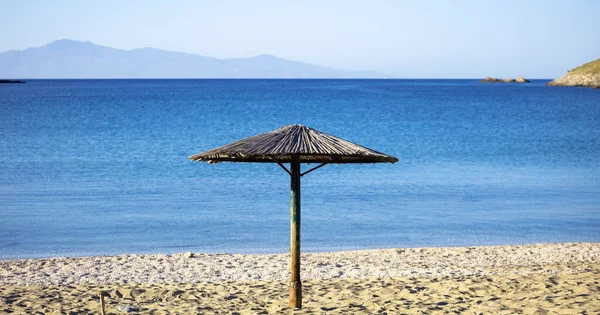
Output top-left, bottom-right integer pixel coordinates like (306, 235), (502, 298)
(548, 58), (600, 89)
(480, 76), (530, 83)
(0, 79), (26, 84)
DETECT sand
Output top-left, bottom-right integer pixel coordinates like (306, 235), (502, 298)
(1, 243), (598, 314)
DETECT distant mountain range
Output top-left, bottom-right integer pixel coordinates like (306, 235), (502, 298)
(0, 39), (384, 79)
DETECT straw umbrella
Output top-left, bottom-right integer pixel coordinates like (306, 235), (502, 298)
(189, 124), (397, 308)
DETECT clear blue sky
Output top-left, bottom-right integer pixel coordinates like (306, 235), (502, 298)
(1, 0), (599, 78)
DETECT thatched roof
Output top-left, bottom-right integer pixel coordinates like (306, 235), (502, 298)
(189, 124), (398, 164)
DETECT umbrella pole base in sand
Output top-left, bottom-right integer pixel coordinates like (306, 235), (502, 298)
(289, 280), (302, 308)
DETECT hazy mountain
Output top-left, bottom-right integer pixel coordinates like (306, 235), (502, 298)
(0, 39), (384, 79)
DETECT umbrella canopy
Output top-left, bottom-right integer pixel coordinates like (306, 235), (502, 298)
(189, 124), (398, 164)
(189, 124), (396, 309)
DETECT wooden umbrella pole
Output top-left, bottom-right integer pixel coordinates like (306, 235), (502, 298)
(289, 156), (302, 308)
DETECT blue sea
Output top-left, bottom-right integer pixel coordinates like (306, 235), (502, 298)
(1, 79), (599, 259)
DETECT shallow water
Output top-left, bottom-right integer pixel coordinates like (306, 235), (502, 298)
(1, 79), (599, 259)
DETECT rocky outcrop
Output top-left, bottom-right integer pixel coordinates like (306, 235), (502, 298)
(480, 76), (529, 83)
(548, 58), (600, 89)
(0, 79), (25, 83)
(516, 76), (529, 83)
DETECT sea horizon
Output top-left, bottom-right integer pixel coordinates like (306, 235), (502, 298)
(4, 78), (555, 81)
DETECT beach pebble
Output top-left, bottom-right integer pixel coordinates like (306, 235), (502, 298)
(116, 304), (139, 312)
(183, 252), (194, 259)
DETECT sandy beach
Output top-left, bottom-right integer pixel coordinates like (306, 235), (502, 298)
(1, 243), (598, 314)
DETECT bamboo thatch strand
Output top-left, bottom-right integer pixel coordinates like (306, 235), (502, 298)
(189, 124), (398, 164)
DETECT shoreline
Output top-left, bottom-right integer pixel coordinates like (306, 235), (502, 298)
(1, 242), (598, 313)
(1, 242), (598, 286)
(2, 240), (597, 262)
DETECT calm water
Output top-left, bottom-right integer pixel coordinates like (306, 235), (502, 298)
(1, 79), (599, 259)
